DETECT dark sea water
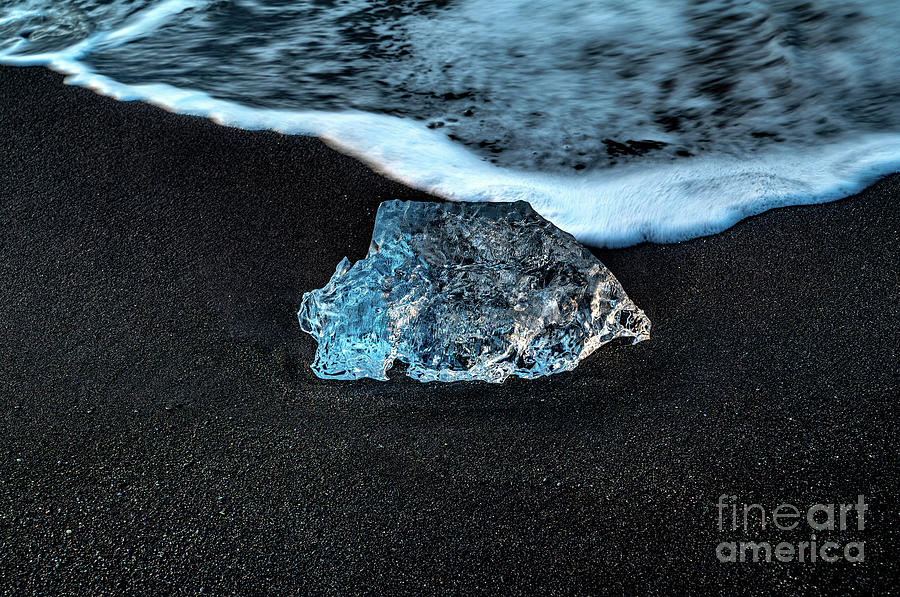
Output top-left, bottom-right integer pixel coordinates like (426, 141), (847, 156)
(2, 0), (899, 246)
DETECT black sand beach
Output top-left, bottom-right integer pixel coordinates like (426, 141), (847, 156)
(1, 66), (897, 594)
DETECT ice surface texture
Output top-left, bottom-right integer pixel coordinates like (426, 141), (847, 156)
(298, 201), (650, 383)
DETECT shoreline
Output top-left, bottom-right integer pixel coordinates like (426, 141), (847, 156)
(1, 65), (898, 593)
(9, 59), (900, 248)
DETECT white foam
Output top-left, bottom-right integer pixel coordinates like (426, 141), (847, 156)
(2, 0), (899, 247)
(0, 0), (207, 64)
(99, 0), (203, 44)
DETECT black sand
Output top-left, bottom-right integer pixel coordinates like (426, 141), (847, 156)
(0, 66), (897, 594)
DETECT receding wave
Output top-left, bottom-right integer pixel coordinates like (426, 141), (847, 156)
(2, 0), (899, 246)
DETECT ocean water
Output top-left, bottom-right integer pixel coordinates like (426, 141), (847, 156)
(2, 0), (899, 246)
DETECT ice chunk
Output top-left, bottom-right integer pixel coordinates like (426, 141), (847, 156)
(298, 200), (650, 383)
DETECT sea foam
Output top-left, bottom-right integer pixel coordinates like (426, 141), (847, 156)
(2, 0), (899, 247)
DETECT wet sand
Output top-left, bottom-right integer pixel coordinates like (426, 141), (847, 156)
(0, 65), (897, 593)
